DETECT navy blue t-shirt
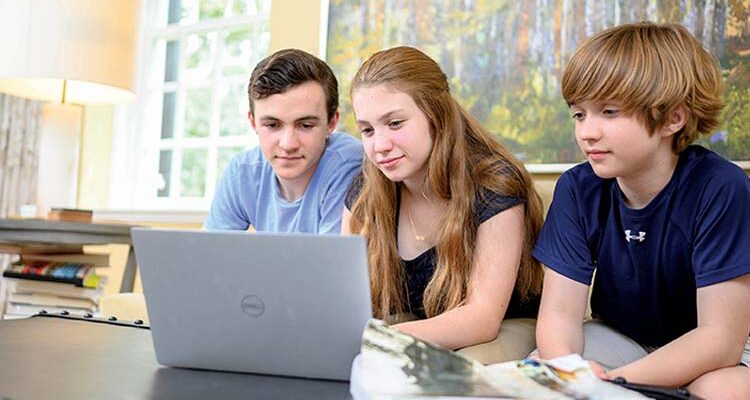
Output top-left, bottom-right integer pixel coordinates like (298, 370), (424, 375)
(533, 145), (750, 347)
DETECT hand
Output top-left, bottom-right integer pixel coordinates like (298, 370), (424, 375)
(588, 360), (611, 380)
(526, 349), (542, 361)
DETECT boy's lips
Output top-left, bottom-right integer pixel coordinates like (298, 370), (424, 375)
(275, 155), (304, 165)
(586, 149), (609, 161)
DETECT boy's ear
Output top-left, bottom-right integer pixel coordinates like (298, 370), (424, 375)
(660, 106), (688, 138)
(327, 111), (340, 136)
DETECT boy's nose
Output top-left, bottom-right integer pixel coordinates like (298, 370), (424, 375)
(576, 120), (603, 142)
(279, 129), (301, 151)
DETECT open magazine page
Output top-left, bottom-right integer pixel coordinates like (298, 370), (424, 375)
(351, 319), (646, 400)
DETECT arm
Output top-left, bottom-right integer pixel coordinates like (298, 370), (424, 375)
(341, 207), (353, 235)
(318, 160), (361, 234)
(204, 157), (251, 230)
(394, 204), (525, 349)
(536, 267), (590, 359)
(609, 274), (750, 386)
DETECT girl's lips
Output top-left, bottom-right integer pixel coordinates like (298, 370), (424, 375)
(378, 155), (404, 169)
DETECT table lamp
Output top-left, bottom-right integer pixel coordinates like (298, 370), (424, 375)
(0, 0), (141, 212)
(0, 0), (140, 104)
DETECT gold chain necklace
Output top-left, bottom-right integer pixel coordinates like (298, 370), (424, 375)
(407, 209), (427, 241)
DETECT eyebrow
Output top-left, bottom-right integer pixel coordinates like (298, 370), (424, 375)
(355, 109), (405, 126)
(257, 115), (321, 123)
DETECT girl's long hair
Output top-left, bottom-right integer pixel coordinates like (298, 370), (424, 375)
(350, 46), (544, 319)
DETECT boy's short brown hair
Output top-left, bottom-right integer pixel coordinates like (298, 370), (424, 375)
(562, 22), (723, 153)
(248, 49), (338, 122)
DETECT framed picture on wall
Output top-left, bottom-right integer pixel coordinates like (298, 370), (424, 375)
(327, 0), (750, 165)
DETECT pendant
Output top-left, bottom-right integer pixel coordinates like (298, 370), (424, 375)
(415, 234), (425, 241)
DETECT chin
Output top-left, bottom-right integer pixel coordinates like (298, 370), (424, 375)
(589, 164), (618, 180)
(273, 167), (306, 181)
(377, 170), (405, 183)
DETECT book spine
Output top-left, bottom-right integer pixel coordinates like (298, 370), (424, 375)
(2, 270), (85, 286)
(2, 262), (98, 287)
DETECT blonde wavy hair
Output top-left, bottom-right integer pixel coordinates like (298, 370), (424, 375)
(562, 22), (723, 153)
(349, 46), (544, 319)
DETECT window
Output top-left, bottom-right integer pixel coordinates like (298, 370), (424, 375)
(116, 0), (270, 209)
(327, 0), (750, 164)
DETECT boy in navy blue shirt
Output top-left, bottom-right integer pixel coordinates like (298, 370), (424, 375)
(533, 22), (750, 399)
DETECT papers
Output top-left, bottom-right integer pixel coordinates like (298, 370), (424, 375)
(351, 319), (646, 399)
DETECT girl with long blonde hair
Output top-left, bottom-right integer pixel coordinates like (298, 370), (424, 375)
(342, 46), (544, 362)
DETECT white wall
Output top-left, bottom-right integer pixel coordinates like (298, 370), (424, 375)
(36, 103), (81, 213)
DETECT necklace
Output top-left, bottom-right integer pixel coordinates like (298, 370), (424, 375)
(407, 209), (427, 241)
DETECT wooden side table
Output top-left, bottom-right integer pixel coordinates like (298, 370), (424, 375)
(0, 218), (140, 292)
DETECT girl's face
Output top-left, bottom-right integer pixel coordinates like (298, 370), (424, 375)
(352, 85), (433, 185)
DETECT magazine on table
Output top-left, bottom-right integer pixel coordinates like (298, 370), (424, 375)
(350, 319), (648, 399)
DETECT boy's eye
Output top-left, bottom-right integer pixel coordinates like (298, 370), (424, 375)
(602, 109), (620, 117)
(263, 122), (280, 129)
(299, 123), (316, 130)
(388, 120), (404, 129)
(571, 112), (585, 121)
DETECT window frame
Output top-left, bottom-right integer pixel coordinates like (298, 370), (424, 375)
(109, 0), (269, 211)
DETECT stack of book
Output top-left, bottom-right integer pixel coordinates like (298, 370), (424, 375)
(0, 244), (108, 319)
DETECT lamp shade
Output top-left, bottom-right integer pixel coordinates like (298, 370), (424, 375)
(0, 0), (140, 104)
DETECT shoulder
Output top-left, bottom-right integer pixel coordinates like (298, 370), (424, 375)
(321, 132), (363, 165)
(677, 145), (748, 189)
(344, 171), (365, 209)
(554, 162), (613, 206)
(673, 146), (750, 223)
(217, 146), (268, 184)
(474, 189), (522, 225)
(229, 146), (267, 171)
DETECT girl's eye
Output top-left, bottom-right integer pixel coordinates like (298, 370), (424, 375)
(359, 127), (374, 137)
(388, 120), (404, 129)
(571, 112), (584, 121)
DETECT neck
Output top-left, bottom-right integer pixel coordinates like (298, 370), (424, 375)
(617, 150), (679, 209)
(277, 174), (313, 202)
(401, 167), (430, 199)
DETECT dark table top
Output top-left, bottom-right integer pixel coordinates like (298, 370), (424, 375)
(0, 315), (352, 400)
(0, 218), (134, 245)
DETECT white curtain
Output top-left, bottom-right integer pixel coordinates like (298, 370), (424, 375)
(0, 94), (41, 313)
(0, 93), (42, 218)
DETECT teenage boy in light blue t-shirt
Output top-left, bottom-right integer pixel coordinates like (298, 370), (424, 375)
(533, 23), (750, 399)
(205, 49), (362, 234)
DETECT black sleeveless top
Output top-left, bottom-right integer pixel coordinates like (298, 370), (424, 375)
(345, 175), (540, 319)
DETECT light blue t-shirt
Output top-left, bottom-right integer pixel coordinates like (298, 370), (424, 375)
(204, 132), (362, 234)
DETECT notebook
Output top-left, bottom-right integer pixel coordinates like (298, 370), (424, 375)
(131, 228), (372, 381)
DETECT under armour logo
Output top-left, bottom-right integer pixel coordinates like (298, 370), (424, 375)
(624, 230), (646, 243)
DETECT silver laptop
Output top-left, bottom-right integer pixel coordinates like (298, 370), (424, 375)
(131, 228), (372, 381)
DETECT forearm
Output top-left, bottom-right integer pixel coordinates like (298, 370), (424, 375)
(536, 314), (584, 359)
(393, 305), (501, 350)
(611, 326), (745, 387)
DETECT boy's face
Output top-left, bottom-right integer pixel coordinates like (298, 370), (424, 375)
(249, 81), (338, 191)
(571, 101), (676, 181)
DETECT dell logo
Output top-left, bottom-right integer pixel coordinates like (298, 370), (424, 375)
(241, 295), (265, 317)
